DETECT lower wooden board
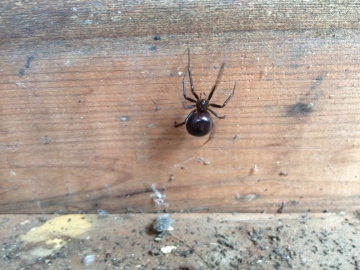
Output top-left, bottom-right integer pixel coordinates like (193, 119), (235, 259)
(0, 213), (359, 269)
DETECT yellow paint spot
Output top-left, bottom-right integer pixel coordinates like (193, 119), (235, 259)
(21, 215), (92, 243)
(20, 215), (92, 263)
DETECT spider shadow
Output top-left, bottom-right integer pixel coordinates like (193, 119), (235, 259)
(148, 118), (218, 166)
(147, 117), (190, 163)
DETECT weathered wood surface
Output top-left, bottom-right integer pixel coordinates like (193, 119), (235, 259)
(0, 213), (359, 269)
(1, 1), (360, 214)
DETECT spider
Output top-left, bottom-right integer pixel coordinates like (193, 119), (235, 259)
(174, 49), (236, 137)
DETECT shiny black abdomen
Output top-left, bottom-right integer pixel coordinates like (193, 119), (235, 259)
(186, 111), (214, 136)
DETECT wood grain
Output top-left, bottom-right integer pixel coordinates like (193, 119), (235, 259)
(1, 0), (359, 42)
(1, 1), (360, 214)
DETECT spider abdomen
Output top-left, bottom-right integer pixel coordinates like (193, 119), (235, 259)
(186, 111), (214, 137)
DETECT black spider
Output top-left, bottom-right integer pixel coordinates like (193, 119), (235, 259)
(174, 49), (236, 136)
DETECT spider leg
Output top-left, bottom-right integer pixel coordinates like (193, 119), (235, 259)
(208, 108), (225, 119)
(181, 102), (196, 110)
(203, 123), (215, 145)
(187, 49), (200, 100)
(207, 63), (225, 102)
(174, 109), (196, 128)
(182, 71), (197, 103)
(210, 82), (236, 108)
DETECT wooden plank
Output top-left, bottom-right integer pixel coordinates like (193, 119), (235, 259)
(1, 1), (360, 214)
(0, 213), (359, 269)
(1, 0), (359, 42)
